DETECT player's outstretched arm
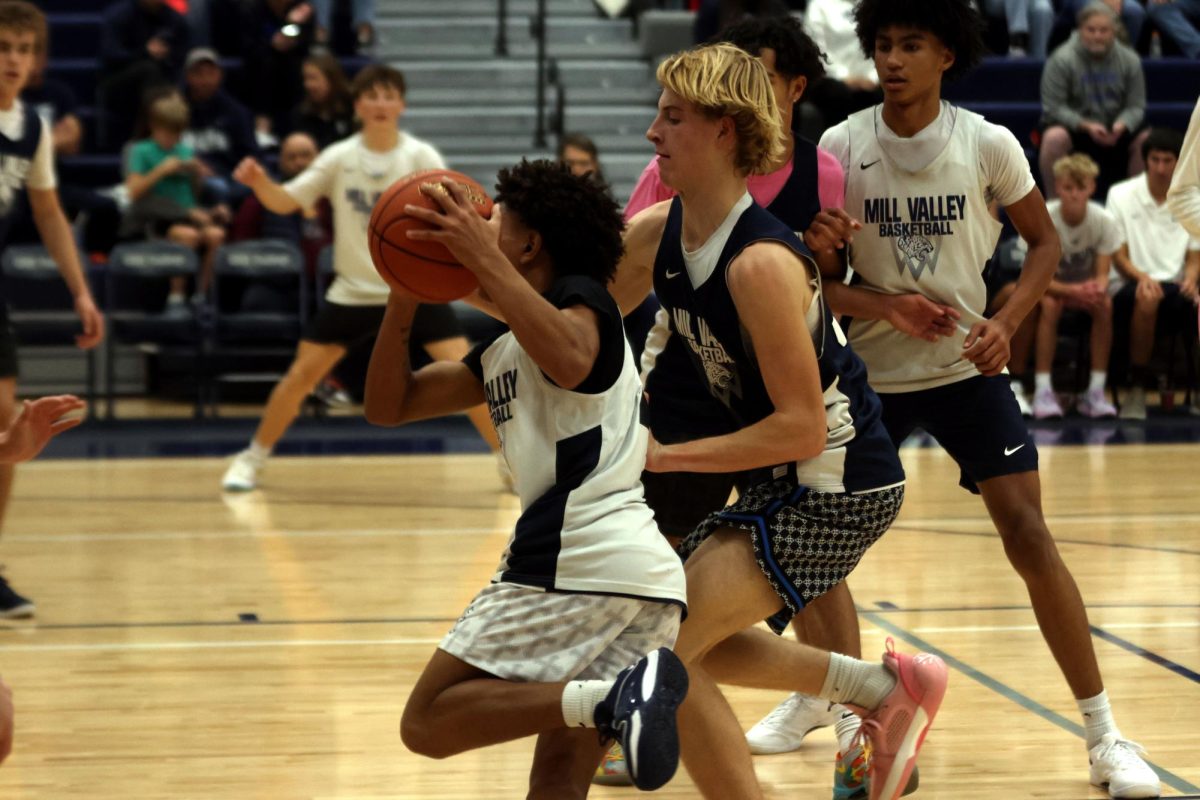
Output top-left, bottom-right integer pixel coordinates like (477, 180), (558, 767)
(609, 201), (669, 315)
(364, 292), (486, 427)
(232, 157), (302, 215)
(646, 243), (827, 474)
(0, 395), (86, 464)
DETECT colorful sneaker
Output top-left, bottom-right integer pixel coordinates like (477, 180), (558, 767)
(833, 743), (921, 800)
(746, 693), (841, 755)
(221, 450), (263, 492)
(1078, 388), (1117, 419)
(594, 648), (689, 791)
(1010, 381), (1032, 417)
(1033, 387), (1064, 419)
(1089, 734), (1161, 798)
(592, 742), (634, 786)
(0, 573), (34, 619)
(858, 640), (948, 800)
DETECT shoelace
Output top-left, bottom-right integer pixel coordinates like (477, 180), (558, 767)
(1096, 738), (1150, 770)
(758, 694), (807, 728)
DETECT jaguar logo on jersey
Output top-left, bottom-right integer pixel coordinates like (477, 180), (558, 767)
(0, 153), (33, 217)
(670, 307), (741, 404)
(484, 368), (518, 428)
(346, 188), (383, 219)
(863, 193), (967, 279)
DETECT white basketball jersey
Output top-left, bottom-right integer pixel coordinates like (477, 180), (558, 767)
(468, 277), (687, 607)
(840, 106), (1005, 392)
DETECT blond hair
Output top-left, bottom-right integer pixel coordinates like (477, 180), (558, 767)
(655, 43), (783, 177)
(148, 95), (190, 134)
(0, 1), (46, 53)
(1052, 153), (1100, 185)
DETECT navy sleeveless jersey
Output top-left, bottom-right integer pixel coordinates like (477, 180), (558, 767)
(651, 197), (904, 494)
(0, 106), (42, 247)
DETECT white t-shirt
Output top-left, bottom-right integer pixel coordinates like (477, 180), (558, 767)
(1106, 173), (1200, 286)
(284, 131), (445, 306)
(0, 100), (55, 191)
(1035, 200), (1124, 283)
(820, 103), (1036, 392)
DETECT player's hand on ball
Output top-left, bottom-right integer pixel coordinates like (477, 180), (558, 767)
(405, 179), (500, 273)
(962, 318), (1012, 376)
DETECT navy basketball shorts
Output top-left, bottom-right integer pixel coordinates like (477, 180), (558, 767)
(640, 340), (744, 537)
(303, 301), (463, 350)
(676, 479), (905, 634)
(878, 374), (1039, 494)
(0, 306), (18, 379)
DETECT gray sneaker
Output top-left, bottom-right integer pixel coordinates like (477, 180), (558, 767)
(1119, 387), (1147, 420)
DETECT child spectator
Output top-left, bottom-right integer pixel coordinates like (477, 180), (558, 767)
(1107, 127), (1200, 418)
(290, 53), (354, 149)
(121, 93), (228, 315)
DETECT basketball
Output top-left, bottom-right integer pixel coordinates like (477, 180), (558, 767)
(368, 169), (494, 303)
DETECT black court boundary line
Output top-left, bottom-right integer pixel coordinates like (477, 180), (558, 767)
(858, 610), (1200, 795)
(891, 523), (1200, 558)
(1090, 625), (1200, 685)
(0, 616), (458, 633)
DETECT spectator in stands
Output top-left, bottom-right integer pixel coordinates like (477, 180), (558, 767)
(97, 0), (192, 150)
(1107, 128), (1200, 418)
(1168, 96), (1200, 237)
(557, 132), (606, 184)
(312, 0), (376, 53)
(290, 53), (354, 149)
(181, 48), (259, 208)
(121, 93), (228, 315)
(981, 0), (1054, 56)
(1147, 0), (1200, 58)
(999, 154), (1122, 419)
(1054, 0), (1146, 51)
(244, 0), (317, 139)
(14, 45), (123, 254)
(802, 0), (882, 128)
(230, 131), (331, 304)
(1039, 2), (1147, 199)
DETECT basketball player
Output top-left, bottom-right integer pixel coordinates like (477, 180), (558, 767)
(781, 0), (1156, 796)
(0, 1), (104, 619)
(365, 159), (689, 797)
(612, 43), (947, 800)
(612, 15), (870, 784)
(222, 64), (499, 492)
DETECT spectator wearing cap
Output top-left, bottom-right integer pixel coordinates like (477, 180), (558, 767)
(181, 47), (259, 207)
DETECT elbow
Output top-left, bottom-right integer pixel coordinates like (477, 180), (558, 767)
(794, 426), (827, 462)
(544, 349), (597, 391)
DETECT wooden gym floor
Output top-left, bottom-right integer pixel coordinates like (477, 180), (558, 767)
(0, 441), (1197, 798)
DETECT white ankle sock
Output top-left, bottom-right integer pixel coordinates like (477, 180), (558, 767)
(246, 441), (272, 463)
(1078, 690), (1120, 749)
(834, 709), (862, 752)
(1035, 372), (1053, 394)
(561, 679), (611, 728)
(1089, 371), (1107, 393)
(820, 653), (896, 710)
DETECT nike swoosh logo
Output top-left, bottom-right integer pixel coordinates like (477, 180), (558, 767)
(860, 159), (881, 170)
(1004, 444), (1026, 456)
(665, 269), (681, 278)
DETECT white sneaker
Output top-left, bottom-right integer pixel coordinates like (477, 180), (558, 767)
(1119, 387), (1147, 420)
(1010, 381), (1032, 417)
(222, 451), (263, 492)
(1032, 387), (1064, 419)
(1089, 734), (1161, 798)
(745, 693), (841, 755)
(1078, 387), (1118, 418)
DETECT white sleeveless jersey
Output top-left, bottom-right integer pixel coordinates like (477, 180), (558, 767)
(467, 277), (687, 607)
(828, 105), (1030, 392)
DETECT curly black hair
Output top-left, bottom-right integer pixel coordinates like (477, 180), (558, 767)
(853, 0), (986, 83)
(719, 14), (827, 83)
(494, 159), (625, 285)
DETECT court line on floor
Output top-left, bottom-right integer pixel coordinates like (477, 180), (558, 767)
(859, 610), (1200, 795)
(1090, 625), (1200, 685)
(0, 526), (509, 543)
(0, 637), (444, 653)
(910, 620), (1200, 634)
(870, 602), (1200, 613)
(890, 523), (1200, 557)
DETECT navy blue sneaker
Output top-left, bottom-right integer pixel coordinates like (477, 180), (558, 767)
(0, 574), (34, 618)
(594, 647), (689, 791)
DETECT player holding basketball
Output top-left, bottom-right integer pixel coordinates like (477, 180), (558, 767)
(773, 1), (1157, 797)
(364, 159), (689, 797)
(610, 43), (946, 800)
(222, 64), (500, 493)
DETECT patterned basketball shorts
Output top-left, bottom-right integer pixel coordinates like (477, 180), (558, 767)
(440, 582), (682, 683)
(677, 480), (905, 634)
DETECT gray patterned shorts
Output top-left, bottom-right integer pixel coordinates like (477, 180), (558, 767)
(677, 480), (905, 634)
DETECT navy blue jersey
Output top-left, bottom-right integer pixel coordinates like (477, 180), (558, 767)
(0, 107), (43, 246)
(651, 196), (903, 494)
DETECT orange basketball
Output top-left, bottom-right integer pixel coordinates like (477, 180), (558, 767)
(367, 169), (494, 303)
